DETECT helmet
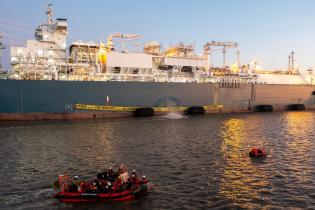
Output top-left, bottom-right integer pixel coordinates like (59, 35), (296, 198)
(74, 176), (78, 179)
(142, 175), (146, 179)
(132, 174), (135, 177)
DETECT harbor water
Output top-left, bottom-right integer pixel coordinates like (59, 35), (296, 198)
(0, 111), (314, 210)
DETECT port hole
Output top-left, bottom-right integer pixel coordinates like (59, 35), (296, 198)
(312, 91), (315, 95)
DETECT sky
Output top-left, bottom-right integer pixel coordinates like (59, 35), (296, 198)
(1, 0), (315, 71)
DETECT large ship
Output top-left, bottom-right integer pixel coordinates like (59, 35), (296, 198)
(0, 5), (314, 120)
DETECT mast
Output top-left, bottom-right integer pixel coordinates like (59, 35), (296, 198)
(291, 51), (295, 74)
(236, 50), (240, 68)
(46, 4), (54, 24)
(0, 34), (5, 69)
(288, 51), (295, 74)
(288, 55), (291, 72)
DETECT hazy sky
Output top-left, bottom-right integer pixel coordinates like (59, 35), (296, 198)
(1, 0), (315, 71)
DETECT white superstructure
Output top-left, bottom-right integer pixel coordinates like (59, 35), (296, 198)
(8, 5), (314, 85)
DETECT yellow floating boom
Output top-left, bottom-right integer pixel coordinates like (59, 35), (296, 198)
(74, 104), (223, 112)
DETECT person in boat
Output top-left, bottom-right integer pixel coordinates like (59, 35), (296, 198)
(132, 169), (136, 176)
(131, 174), (141, 184)
(107, 166), (116, 182)
(88, 181), (98, 193)
(118, 163), (129, 184)
(57, 175), (70, 192)
(127, 172), (141, 189)
(141, 175), (148, 184)
(118, 163), (128, 174)
(105, 181), (112, 193)
(67, 179), (76, 192)
(129, 174), (141, 193)
(111, 179), (122, 192)
(95, 180), (104, 192)
(79, 181), (88, 193)
(97, 172), (103, 180)
(115, 169), (130, 192)
(73, 175), (81, 192)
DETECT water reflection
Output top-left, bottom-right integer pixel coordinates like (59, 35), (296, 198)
(217, 118), (270, 209)
(279, 112), (314, 198)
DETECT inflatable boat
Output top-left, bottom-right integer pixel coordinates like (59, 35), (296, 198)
(53, 183), (152, 203)
(249, 147), (267, 157)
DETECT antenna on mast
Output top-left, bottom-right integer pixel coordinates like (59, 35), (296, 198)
(0, 34), (5, 69)
(46, 3), (53, 24)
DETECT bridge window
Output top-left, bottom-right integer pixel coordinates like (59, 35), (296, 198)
(132, 68), (139, 74)
(113, 67), (121, 74)
(158, 65), (173, 70)
(181, 66), (193, 73)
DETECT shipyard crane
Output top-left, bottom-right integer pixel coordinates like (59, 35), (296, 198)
(106, 33), (141, 52)
(204, 41), (238, 69)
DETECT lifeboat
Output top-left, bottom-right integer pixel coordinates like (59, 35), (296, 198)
(53, 183), (152, 203)
(249, 147), (267, 157)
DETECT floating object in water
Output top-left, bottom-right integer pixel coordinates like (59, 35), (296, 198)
(249, 147), (267, 157)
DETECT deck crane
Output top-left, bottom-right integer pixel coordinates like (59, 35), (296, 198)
(106, 33), (141, 52)
(204, 41), (238, 70)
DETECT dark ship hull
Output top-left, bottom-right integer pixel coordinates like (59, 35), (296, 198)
(0, 80), (314, 120)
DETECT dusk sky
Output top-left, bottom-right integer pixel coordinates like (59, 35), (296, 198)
(1, 0), (315, 71)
